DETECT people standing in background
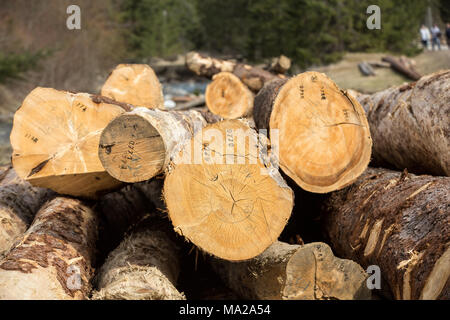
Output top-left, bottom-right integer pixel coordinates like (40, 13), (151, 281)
(420, 25), (431, 50)
(446, 23), (450, 48)
(431, 24), (441, 51)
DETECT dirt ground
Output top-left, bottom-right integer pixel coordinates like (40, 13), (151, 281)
(312, 50), (450, 93)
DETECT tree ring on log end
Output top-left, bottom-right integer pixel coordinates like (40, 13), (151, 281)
(164, 120), (293, 261)
(269, 72), (372, 193)
(205, 72), (254, 119)
(99, 114), (166, 183)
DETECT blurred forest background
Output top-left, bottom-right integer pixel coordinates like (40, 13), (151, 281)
(0, 0), (449, 119)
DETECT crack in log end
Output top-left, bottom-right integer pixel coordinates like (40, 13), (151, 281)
(27, 159), (50, 178)
(89, 94), (133, 112)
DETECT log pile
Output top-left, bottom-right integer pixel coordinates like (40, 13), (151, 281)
(0, 57), (448, 301)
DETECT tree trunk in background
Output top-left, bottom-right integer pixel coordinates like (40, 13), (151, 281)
(186, 51), (281, 92)
(0, 197), (98, 299)
(101, 64), (165, 110)
(92, 217), (185, 300)
(322, 167), (450, 300)
(10, 88), (132, 198)
(382, 56), (422, 81)
(205, 72), (254, 119)
(357, 70), (450, 176)
(211, 241), (371, 300)
(99, 108), (221, 183)
(0, 166), (54, 256)
(164, 120), (294, 261)
(253, 71), (372, 193)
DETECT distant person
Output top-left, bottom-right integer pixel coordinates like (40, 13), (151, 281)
(420, 25), (431, 50)
(446, 23), (450, 48)
(431, 24), (442, 51)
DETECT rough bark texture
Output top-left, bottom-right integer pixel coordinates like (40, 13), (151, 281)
(92, 218), (185, 300)
(164, 119), (294, 261)
(96, 177), (165, 261)
(186, 51), (281, 92)
(253, 72), (372, 193)
(211, 241), (371, 300)
(357, 70), (450, 176)
(382, 56), (422, 81)
(0, 166), (55, 256)
(99, 108), (221, 183)
(322, 167), (450, 300)
(11, 87), (127, 198)
(0, 197), (98, 299)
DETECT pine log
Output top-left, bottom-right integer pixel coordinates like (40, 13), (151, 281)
(382, 56), (422, 81)
(10, 88), (132, 198)
(186, 51), (281, 92)
(0, 197), (98, 299)
(211, 241), (371, 300)
(0, 166), (55, 256)
(92, 217), (185, 300)
(253, 71), (372, 193)
(205, 72), (254, 119)
(322, 167), (450, 300)
(268, 55), (291, 75)
(101, 64), (164, 110)
(164, 120), (294, 261)
(98, 108), (221, 183)
(357, 70), (450, 176)
(96, 178), (165, 258)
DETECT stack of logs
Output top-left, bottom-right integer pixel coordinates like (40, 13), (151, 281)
(0, 52), (448, 300)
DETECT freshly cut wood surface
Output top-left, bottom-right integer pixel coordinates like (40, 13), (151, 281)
(211, 241), (371, 300)
(357, 70), (450, 176)
(101, 64), (164, 109)
(93, 218), (185, 300)
(205, 72), (254, 119)
(10, 87), (127, 198)
(268, 55), (291, 75)
(322, 167), (450, 300)
(0, 197), (98, 300)
(98, 108), (218, 183)
(164, 120), (294, 261)
(0, 166), (54, 256)
(253, 71), (372, 193)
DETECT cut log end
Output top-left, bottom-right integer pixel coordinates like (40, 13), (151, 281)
(10, 87), (125, 197)
(101, 64), (164, 110)
(263, 72), (372, 193)
(205, 72), (254, 119)
(99, 113), (166, 183)
(164, 120), (293, 261)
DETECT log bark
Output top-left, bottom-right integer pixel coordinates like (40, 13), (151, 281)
(0, 197), (98, 299)
(211, 241), (371, 300)
(101, 64), (165, 110)
(186, 51), (281, 92)
(0, 166), (55, 256)
(10, 87), (131, 198)
(253, 71), (372, 193)
(205, 72), (254, 119)
(382, 56), (422, 81)
(357, 70), (450, 176)
(321, 167), (450, 300)
(96, 178), (165, 258)
(92, 217), (185, 300)
(99, 108), (221, 183)
(164, 119), (294, 261)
